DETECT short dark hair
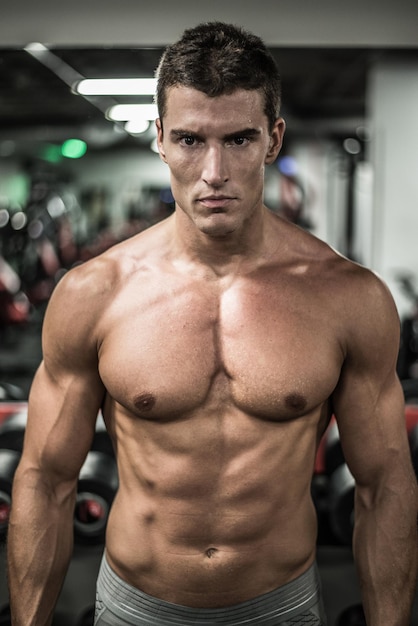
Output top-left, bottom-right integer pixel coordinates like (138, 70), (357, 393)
(155, 21), (281, 132)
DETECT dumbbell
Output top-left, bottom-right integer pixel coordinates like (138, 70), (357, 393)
(0, 408), (117, 544)
(74, 450), (118, 545)
(402, 378), (418, 404)
(73, 413), (116, 545)
(0, 409), (27, 452)
(0, 382), (25, 401)
(0, 409), (27, 543)
(0, 448), (20, 542)
(324, 422), (355, 546)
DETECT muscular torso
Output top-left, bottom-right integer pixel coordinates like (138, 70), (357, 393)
(95, 217), (346, 607)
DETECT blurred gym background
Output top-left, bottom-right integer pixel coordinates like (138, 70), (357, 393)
(1, 2), (418, 624)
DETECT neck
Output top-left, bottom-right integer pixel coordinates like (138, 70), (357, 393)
(170, 206), (274, 278)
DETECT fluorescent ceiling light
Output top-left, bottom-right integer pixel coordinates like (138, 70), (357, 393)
(24, 42), (49, 53)
(107, 104), (158, 122)
(124, 119), (150, 135)
(74, 78), (157, 96)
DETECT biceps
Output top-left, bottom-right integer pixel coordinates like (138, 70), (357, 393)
(333, 372), (408, 486)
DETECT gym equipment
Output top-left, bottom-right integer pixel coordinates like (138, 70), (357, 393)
(402, 378), (418, 404)
(0, 409), (27, 452)
(0, 409), (117, 545)
(74, 415), (115, 546)
(0, 383), (25, 402)
(0, 253), (30, 331)
(74, 451), (118, 545)
(0, 448), (20, 542)
(396, 274), (418, 381)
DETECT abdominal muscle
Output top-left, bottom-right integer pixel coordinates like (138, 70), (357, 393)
(103, 403), (319, 608)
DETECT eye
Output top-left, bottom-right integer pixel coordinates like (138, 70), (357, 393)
(227, 136), (250, 147)
(180, 135), (196, 146)
(233, 136), (247, 146)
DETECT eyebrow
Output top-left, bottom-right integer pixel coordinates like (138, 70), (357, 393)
(169, 127), (262, 141)
(224, 128), (262, 141)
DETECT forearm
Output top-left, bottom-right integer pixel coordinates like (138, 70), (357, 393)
(353, 481), (418, 626)
(7, 470), (77, 626)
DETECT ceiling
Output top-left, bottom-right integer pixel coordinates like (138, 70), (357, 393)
(1, 45), (418, 157)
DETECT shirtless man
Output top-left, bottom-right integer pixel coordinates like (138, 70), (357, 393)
(7, 22), (418, 626)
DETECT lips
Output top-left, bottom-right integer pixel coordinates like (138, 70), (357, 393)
(198, 196), (235, 210)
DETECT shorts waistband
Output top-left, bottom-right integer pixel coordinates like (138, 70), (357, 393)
(96, 553), (321, 624)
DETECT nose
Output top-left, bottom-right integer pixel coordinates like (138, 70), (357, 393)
(202, 145), (229, 186)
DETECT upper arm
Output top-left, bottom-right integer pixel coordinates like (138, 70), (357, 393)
(332, 269), (411, 489)
(19, 260), (108, 488)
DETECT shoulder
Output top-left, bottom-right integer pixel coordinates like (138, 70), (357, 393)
(40, 250), (119, 370)
(48, 219), (169, 317)
(271, 216), (400, 352)
(308, 235), (400, 344)
(46, 250), (119, 329)
(279, 218), (395, 311)
(324, 251), (399, 331)
(42, 223), (165, 361)
(314, 248), (401, 364)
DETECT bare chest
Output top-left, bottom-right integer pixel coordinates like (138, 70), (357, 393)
(98, 274), (343, 421)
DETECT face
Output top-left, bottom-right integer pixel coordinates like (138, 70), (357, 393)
(156, 86), (285, 239)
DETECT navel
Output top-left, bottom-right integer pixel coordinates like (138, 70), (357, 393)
(134, 392), (156, 412)
(205, 547), (218, 559)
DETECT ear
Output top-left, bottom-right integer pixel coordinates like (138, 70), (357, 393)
(265, 117), (286, 165)
(155, 118), (167, 162)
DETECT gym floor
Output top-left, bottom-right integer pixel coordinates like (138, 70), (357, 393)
(1, 321), (418, 625)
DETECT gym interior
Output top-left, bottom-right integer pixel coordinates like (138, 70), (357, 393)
(1, 2), (418, 624)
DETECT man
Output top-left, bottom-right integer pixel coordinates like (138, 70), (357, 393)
(7, 21), (418, 626)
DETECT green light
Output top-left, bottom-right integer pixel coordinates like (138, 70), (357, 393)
(41, 144), (63, 163)
(61, 139), (87, 159)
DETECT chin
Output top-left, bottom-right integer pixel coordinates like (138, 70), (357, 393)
(197, 216), (238, 238)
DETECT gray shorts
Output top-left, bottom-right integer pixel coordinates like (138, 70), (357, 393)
(94, 553), (327, 625)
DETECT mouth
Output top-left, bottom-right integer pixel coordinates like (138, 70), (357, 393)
(197, 195), (235, 211)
